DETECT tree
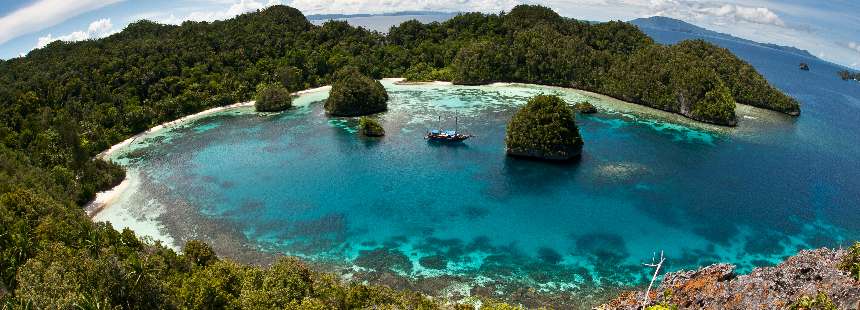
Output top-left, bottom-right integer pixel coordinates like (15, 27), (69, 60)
(275, 66), (304, 92)
(254, 83), (292, 112)
(358, 116), (385, 137)
(324, 67), (388, 116)
(505, 95), (583, 160)
(184, 239), (218, 267)
(177, 260), (245, 309)
(239, 257), (313, 308)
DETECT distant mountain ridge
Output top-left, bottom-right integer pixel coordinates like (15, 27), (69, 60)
(630, 16), (817, 60)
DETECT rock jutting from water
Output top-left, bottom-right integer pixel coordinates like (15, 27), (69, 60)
(574, 101), (598, 114)
(254, 83), (293, 112)
(325, 67), (389, 116)
(358, 116), (385, 137)
(505, 95), (584, 160)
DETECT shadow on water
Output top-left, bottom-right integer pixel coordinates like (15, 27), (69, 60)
(480, 155), (581, 201)
(424, 140), (471, 149)
(359, 136), (384, 148)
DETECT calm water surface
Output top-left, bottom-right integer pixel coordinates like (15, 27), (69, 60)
(97, 37), (860, 304)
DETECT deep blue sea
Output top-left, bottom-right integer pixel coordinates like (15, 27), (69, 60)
(95, 26), (860, 305)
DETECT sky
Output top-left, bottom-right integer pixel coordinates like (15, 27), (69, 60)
(0, 0), (858, 69)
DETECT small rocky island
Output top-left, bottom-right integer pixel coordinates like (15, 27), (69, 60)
(505, 95), (584, 160)
(574, 101), (597, 114)
(254, 83), (292, 112)
(325, 67), (389, 116)
(358, 116), (385, 137)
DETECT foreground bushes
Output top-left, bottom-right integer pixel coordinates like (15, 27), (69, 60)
(8, 233), (442, 309)
(839, 242), (860, 281)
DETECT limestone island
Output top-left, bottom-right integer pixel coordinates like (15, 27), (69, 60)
(325, 67), (389, 116)
(254, 83), (292, 112)
(449, 5), (800, 126)
(574, 101), (598, 114)
(358, 116), (385, 137)
(506, 95), (584, 161)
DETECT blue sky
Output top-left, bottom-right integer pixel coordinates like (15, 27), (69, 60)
(0, 0), (858, 69)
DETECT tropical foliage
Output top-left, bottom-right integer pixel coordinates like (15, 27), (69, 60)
(787, 292), (837, 310)
(324, 67), (388, 116)
(838, 241), (860, 281)
(506, 95), (583, 160)
(358, 116), (385, 137)
(574, 101), (597, 114)
(254, 83), (292, 112)
(0, 3), (802, 308)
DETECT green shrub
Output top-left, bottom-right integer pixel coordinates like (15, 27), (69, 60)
(239, 257), (313, 308)
(788, 292), (837, 310)
(506, 95), (583, 160)
(183, 239), (218, 267)
(177, 260), (245, 309)
(325, 67), (388, 116)
(838, 242), (860, 281)
(254, 83), (292, 112)
(404, 63), (454, 82)
(358, 116), (385, 137)
(691, 79), (736, 125)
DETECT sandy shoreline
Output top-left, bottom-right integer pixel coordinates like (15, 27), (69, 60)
(88, 85), (333, 218)
(85, 84), (334, 249)
(97, 85), (334, 161)
(85, 178), (130, 217)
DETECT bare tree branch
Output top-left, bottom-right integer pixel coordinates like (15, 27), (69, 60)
(642, 250), (665, 308)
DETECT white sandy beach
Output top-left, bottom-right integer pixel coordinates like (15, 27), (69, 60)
(86, 85), (334, 248)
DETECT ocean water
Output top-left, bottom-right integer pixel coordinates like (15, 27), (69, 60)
(96, 33), (860, 306)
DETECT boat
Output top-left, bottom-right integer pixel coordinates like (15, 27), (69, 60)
(426, 116), (473, 142)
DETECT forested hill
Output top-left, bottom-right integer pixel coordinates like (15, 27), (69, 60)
(0, 5), (800, 308)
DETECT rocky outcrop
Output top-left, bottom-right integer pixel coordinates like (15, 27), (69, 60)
(575, 101), (598, 114)
(505, 95), (584, 161)
(600, 248), (860, 309)
(255, 83), (293, 112)
(325, 67), (388, 117)
(358, 116), (385, 137)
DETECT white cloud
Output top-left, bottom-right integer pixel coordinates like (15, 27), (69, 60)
(0, 0), (122, 45)
(155, 0), (283, 24)
(648, 0), (785, 27)
(289, 0), (521, 14)
(35, 18), (115, 49)
(848, 42), (860, 54)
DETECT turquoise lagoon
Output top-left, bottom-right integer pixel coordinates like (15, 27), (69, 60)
(97, 79), (860, 304)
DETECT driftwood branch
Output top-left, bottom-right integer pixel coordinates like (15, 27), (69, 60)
(641, 250), (665, 308)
